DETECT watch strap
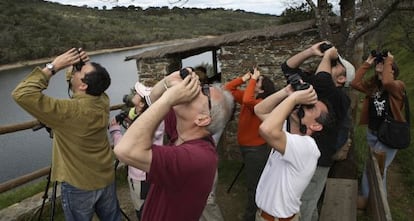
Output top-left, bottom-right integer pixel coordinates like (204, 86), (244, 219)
(46, 63), (56, 75)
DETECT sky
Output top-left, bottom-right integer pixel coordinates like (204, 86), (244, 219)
(46, 0), (302, 16)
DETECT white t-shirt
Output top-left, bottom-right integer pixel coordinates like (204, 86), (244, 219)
(255, 129), (320, 218)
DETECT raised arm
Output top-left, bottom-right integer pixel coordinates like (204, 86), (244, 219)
(258, 86), (318, 154)
(254, 85), (292, 120)
(286, 41), (325, 69)
(114, 71), (200, 172)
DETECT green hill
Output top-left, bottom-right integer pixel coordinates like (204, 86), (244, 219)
(0, 0), (280, 65)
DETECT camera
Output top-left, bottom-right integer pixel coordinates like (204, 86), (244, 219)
(287, 73), (310, 91)
(73, 49), (85, 71)
(319, 43), (333, 53)
(122, 94), (135, 108)
(115, 111), (128, 125)
(179, 67), (194, 79)
(115, 108), (138, 129)
(371, 49), (388, 63)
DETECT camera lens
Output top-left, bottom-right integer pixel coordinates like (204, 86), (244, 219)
(180, 69), (190, 79)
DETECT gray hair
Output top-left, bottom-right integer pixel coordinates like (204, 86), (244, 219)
(206, 83), (234, 134)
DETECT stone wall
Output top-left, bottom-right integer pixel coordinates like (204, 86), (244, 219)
(138, 57), (181, 86)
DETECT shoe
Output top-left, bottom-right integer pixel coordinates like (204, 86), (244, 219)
(357, 195), (368, 210)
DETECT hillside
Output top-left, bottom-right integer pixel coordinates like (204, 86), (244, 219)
(0, 0), (280, 65)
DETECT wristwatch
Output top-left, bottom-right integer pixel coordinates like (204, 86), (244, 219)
(46, 63), (56, 75)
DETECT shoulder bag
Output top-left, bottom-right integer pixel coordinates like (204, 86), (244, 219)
(378, 91), (411, 149)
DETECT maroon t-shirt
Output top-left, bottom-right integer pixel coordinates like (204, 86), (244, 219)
(141, 110), (218, 221)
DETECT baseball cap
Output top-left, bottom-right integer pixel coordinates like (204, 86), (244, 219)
(337, 55), (355, 87)
(135, 82), (153, 105)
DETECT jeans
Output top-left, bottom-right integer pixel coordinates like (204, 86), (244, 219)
(61, 181), (121, 221)
(360, 129), (398, 198)
(240, 144), (271, 221)
(300, 166), (330, 221)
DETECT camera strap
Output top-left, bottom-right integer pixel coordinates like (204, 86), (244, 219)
(286, 107), (307, 134)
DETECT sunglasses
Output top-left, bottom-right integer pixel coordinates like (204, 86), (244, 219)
(201, 84), (212, 112)
(296, 105), (314, 134)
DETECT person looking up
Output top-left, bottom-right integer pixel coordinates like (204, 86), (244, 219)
(350, 51), (406, 209)
(12, 48), (121, 221)
(109, 82), (164, 220)
(281, 41), (355, 221)
(225, 67), (276, 221)
(254, 83), (335, 221)
(114, 68), (234, 221)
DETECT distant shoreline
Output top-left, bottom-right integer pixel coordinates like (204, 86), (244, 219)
(0, 38), (204, 72)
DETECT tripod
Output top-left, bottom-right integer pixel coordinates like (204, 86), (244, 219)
(38, 168), (58, 221)
(227, 163), (244, 193)
(32, 123), (57, 221)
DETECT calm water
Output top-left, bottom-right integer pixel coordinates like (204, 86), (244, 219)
(0, 47), (213, 183)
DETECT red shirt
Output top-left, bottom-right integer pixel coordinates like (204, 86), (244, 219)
(142, 111), (217, 221)
(225, 77), (265, 146)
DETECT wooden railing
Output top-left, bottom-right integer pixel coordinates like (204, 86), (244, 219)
(0, 104), (124, 194)
(366, 149), (393, 221)
(319, 147), (393, 221)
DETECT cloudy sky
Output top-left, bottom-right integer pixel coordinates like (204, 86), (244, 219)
(46, 0), (307, 15)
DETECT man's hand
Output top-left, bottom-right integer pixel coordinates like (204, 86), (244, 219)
(310, 41), (329, 57)
(324, 46), (339, 61)
(290, 85), (318, 106)
(51, 48), (89, 72)
(163, 72), (201, 106)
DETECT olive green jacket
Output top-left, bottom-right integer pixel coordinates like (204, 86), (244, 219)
(12, 67), (114, 190)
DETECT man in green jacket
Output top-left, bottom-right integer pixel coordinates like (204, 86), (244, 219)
(12, 48), (121, 221)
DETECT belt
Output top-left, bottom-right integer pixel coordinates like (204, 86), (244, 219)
(260, 209), (295, 221)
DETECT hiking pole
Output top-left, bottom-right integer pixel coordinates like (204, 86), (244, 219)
(227, 163), (244, 193)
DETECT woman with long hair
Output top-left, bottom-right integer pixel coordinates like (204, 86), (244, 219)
(350, 51), (407, 209)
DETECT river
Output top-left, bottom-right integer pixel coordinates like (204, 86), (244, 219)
(0, 46), (213, 183)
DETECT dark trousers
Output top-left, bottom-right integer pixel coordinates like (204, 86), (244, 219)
(240, 144), (271, 221)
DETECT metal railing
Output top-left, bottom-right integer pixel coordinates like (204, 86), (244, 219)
(0, 103), (125, 194)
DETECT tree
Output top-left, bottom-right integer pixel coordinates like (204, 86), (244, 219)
(303, 0), (414, 59)
(172, 0), (413, 60)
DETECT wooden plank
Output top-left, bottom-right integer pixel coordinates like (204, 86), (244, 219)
(366, 150), (393, 221)
(319, 178), (357, 221)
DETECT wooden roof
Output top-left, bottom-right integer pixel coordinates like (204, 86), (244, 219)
(125, 20), (317, 61)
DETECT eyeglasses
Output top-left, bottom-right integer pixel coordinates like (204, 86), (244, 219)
(201, 84), (211, 112)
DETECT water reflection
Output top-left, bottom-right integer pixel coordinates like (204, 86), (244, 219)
(0, 47), (154, 183)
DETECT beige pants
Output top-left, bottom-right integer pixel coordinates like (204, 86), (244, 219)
(128, 177), (145, 211)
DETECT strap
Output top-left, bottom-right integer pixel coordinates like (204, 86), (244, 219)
(403, 90), (410, 125)
(385, 90), (410, 125)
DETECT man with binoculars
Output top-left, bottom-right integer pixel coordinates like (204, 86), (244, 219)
(12, 48), (121, 221)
